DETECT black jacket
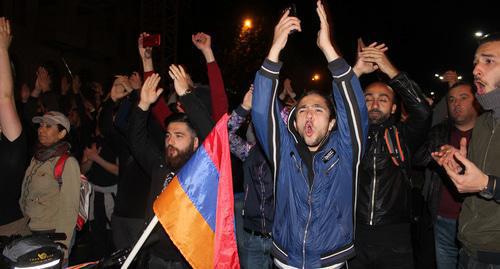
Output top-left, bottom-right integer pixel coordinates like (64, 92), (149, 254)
(357, 72), (431, 226)
(242, 146), (273, 233)
(128, 92), (214, 261)
(99, 96), (153, 219)
(413, 120), (466, 221)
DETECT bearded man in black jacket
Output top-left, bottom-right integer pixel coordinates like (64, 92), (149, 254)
(128, 67), (214, 269)
(350, 43), (432, 269)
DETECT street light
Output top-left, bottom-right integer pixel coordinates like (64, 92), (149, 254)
(435, 73), (462, 80)
(312, 74), (320, 81)
(475, 31), (484, 38)
(243, 19), (252, 30)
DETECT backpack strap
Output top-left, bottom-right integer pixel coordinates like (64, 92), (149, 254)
(384, 126), (405, 166)
(54, 153), (70, 189)
(384, 125), (413, 187)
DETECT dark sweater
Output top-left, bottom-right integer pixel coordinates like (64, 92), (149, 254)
(0, 131), (27, 225)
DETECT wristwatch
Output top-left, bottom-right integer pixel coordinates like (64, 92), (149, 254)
(178, 88), (192, 96)
(479, 175), (498, 199)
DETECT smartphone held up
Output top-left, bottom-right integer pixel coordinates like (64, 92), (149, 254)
(286, 3), (298, 35)
(142, 34), (161, 47)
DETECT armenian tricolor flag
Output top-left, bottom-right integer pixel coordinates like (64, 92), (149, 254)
(153, 114), (240, 269)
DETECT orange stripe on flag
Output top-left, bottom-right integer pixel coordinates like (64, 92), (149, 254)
(154, 178), (214, 269)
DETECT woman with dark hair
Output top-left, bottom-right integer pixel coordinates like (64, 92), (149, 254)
(19, 111), (81, 261)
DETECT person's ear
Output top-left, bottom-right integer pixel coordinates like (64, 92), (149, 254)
(328, 119), (336, 131)
(58, 129), (68, 140)
(193, 137), (199, 149)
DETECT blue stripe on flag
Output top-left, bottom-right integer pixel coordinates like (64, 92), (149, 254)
(176, 146), (219, 231)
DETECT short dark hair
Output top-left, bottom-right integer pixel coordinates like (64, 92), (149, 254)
(448, 81), (475, 95)
(164, 113), (197, 137)
(296, 90), (336, 121)
(478, 32), (500, 46)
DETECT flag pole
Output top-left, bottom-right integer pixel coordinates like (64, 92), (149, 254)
(121, 216), (159, 269)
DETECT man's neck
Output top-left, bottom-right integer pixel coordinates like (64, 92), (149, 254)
(454, 120), (476, 132)
(308, 146), (318, 153)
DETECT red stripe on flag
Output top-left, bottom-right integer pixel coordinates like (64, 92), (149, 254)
(211, 114), (240, 268)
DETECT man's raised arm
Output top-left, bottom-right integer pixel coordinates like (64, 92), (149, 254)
(251, 8), (301, 160)
(315, 1), (368, 158)
(0, 17), (22, 141)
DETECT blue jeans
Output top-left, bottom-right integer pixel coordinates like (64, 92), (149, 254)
(238, 228), (272, 269)
(435, 215), (460, 269)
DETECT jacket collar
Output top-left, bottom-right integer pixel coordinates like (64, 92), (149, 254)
(369, 116), (397, 135)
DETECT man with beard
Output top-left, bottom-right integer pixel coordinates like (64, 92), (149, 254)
(432, 33), (500, 268)
(414, 82), (480, 269)
(128, 67), (214, 268)
(349, 44), (431, 268)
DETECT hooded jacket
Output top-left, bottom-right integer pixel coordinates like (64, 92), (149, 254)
(251, 58), (368, 268)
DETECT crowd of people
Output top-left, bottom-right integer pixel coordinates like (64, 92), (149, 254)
(1, 1), (500, 268)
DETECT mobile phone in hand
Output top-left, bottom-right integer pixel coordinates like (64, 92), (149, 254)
(143, 34), (161, 47)
(286, 4), (298, 34)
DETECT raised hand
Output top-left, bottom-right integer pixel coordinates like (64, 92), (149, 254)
(354, 40), (388, 76)
(431, 137), (468, 173)
(0, 17), (12, 51)
(60, 76), (70, 95)
(139, 73), (163, 111)
(241, 85), (254, 111)
(109, 77), (130, 102)
(443, 151), (489, 193)
(72, 75), (81, 94)
(138, 32), (153, 60)
(129, 71), (142, 90)
(192, 32), (211, 52)
(83, 143), (101, 162)
(442, 70), (459, 87)
(359, 45), (398, 79)
(192, 32), (215, 63)
(267, 9), (301, 62)
(168, 65), (191, 96)
(315, 0), (338, 62)
(114, 75), (133, 93)
(138, 33), (153, 72)
(35, 67), (51, 92)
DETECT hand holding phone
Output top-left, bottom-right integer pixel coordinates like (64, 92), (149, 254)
(142, 34), (161, 47)
(286, 4), (298, 34)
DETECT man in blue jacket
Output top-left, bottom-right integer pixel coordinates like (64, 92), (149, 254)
(251, 1), (369, 268)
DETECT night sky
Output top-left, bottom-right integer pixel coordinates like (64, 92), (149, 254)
(1, 0), (498, 103)
(188, 0), (498, 99)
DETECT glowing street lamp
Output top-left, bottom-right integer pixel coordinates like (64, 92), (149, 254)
(475, 31), (484, 38)
(312, 74), (320, 81)
(243, 19), (253, 30)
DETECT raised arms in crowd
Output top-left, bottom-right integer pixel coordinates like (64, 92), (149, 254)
(0, 17), (22, 141)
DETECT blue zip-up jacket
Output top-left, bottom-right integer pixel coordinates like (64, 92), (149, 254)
(251, 58), (368, 268)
